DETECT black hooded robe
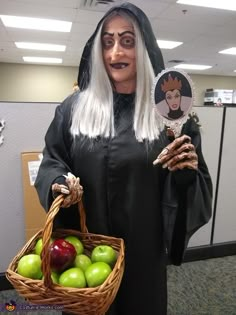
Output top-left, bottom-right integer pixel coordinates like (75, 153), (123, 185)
(35, 3), (212, 315)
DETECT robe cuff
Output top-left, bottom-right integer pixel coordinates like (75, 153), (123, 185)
(52, 175), (68, 199)
(173, 169), (197, 186)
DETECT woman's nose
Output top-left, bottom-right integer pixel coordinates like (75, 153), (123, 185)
(110, 43), (124, 60)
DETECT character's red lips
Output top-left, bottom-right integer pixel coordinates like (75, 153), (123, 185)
(110, 63), (129, 69)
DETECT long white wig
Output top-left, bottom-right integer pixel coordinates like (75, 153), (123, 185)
(70, 11), (163, 142)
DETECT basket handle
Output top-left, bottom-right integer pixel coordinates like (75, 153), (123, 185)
(41, 195), (88, 288)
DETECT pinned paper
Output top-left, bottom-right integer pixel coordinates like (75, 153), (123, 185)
(0, 119), (6, 147)
(0, 135), (4, 146)
(28, 160), (42, 186)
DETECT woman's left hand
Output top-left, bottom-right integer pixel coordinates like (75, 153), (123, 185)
(153, 134), (198, 171)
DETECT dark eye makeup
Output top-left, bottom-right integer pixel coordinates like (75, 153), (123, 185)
(102, 35), (135, 49)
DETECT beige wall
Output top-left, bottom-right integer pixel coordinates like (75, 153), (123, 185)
(1, 62), (236, 105)
(0, 62), (78, 102)
(190, 74), (236, 106)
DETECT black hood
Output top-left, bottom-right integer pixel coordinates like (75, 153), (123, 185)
(78, 2), (165, 91)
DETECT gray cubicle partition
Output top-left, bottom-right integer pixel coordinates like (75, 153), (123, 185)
(188, 106), (223, 247)
(0, 102), (58, 273)
(214, 107), (236, 243)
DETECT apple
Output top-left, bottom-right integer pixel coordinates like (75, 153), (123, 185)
(91, 245), (117, 267)
(51, 271), (60, 284)
(34, 237), (53, 256)
(17, 254), (42, 279)
(49, 239), (76, 272)
(85, 262), (112, 287)
(74, 254), (92, 272)
(64, 235), (84, 255)
(42, 271), (60, 284)
(59, 267), (86, 288)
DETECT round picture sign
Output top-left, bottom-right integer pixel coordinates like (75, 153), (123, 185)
(151, 68), (194, 137)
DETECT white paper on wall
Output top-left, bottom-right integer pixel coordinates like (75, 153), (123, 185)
(28, 160), (42, 186)
(0, 119), (5, 146)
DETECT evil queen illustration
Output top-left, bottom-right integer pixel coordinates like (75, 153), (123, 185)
(153, 70), (193, 122)
(161, 74), (184, 119)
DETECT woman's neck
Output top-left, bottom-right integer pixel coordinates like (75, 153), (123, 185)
(114, 81), (136, 94)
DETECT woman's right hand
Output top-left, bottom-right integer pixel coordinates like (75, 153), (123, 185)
(51, 173), (83, 208)
(153, 134), (198, 171)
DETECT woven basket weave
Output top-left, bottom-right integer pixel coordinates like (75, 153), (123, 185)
(6, 195), (125, 315)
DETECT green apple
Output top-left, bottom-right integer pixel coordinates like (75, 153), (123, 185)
(64, 235), (84, 255)
(85, 262), (112, 288)
(59, 267), (86, 288)
(42, 271), (60, 284)
(51, 271), (60, 284)
(34, 237), (53, 256)
(74, 254), (92, 272)
(34, 238), (43, 255)
(17, 254), (42, 279)
(91, 245), (117, 267)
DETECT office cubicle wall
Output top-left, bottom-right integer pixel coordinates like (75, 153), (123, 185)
(213, 107), (236, 243)
(188, 106), (224, 247)
(0, 102), (235, 273)
(0, 102), (58, 273)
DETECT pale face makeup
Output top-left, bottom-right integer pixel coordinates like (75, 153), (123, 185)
(102, 15), (136, 94)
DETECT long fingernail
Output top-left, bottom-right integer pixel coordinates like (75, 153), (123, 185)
(61, 188), (69, 194)
(157, 148), (169, 159)
(162, 163), (168, 169)
(161, 148), (169, 156)
(153, 159), (160, 165)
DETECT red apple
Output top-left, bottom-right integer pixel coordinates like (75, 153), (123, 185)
(49, 239), (76, 272)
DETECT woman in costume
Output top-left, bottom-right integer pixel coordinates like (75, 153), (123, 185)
(35, 3), (212, 314)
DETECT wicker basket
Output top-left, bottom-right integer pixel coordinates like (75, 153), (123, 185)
(6, 195), (125, 315)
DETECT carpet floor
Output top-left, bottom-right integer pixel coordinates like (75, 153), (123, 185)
(167, 255), (236, 315)
(1, 255), (235, 315)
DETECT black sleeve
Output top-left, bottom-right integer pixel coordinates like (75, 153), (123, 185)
(162, 117), (213, 265)
(34, 95), (75, 212)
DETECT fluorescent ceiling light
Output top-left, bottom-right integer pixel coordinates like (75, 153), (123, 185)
(157, 40), (183, 49)
(174, 64), (212, 70)
(23, 57), (62, 64)
(176, 0), (236, 11)
(219, 47), (236, 55)
(15, 42), (66, 51)
(0, 15), (72, 32)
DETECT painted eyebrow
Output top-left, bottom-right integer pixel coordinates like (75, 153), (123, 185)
(102, 31), (135, 37)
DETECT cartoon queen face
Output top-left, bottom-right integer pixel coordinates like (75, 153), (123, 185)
(161, 74), (184, 120)
(151, 69), (194, 137)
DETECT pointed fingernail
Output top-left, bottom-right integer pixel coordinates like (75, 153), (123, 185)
(153, 159), (159, 165)
(157, 148), (169, 159)
(61, 188), (69, 194)
(161, 148), (169, 155)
